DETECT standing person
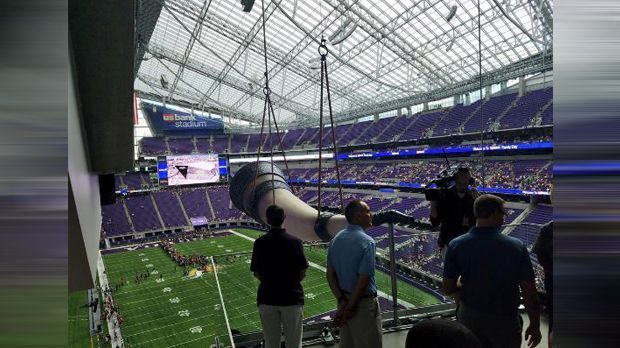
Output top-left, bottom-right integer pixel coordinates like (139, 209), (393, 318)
(326, 200), (382, 348)
(250, 205), (308, 348)
(443, 194), (541, 348)
(533, 220), (553, 347)
(429, 167), (478, 258)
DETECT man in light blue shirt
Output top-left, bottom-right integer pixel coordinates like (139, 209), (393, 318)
(326, 199), (382, 348)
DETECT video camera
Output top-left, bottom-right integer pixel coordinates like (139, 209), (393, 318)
(424, 166), (475, 201)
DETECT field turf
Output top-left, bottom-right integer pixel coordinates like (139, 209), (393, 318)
(68, 291), (92, 347)
(93, 228), (440, 347)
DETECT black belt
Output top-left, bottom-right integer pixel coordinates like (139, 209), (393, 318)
(341, 290), (377, 299)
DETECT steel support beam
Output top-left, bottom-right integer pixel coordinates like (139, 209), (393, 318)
(296, 53), (553, 126)
(136, 73), (259, 124)
(146, 43), (315, 119)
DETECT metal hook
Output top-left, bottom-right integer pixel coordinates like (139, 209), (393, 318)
(318, 37), (329, 59)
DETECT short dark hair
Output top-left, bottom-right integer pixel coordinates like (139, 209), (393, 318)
(265, 205), (285, 226)
(344, 199), (365, 223)
(455, 167), (471, 179)
(473, 194), (505, 219)
(405, 319), (481, 348)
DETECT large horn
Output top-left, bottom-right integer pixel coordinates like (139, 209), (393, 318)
(229, 162), (418, 242)
(229, 161), (347, 241)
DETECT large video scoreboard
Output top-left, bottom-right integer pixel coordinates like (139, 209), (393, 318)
(157, 154), (227, 186)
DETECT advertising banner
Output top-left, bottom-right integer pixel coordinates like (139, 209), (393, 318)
(142, 102), (224, 136)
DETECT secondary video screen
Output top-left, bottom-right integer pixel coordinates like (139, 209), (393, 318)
(165, 154), (220, 186)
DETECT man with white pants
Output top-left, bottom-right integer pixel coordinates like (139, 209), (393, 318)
(251, 205), (308, 348)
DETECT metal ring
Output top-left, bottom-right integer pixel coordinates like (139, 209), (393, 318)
(318, 37), (329, 57)
(262, 86), (271, 95)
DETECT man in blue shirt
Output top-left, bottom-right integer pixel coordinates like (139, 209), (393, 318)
(326, 199), (382, 348)
(443, 194), (541, 348)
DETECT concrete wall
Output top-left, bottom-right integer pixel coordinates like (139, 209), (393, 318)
(68, 66), (102, 291)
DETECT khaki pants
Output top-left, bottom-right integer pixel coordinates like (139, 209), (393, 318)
(258, 304), (303, 348)
(339, 298), (383, 348)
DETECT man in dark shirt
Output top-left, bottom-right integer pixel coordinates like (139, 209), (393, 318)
(429, 167), (478, 255)
(443, 194), (541, 348)
(250, 205), (309, 348)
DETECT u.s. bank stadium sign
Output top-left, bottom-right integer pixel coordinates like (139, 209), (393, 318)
(142, 102), (225, 136)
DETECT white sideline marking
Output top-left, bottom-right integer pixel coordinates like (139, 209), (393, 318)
(211, 256), (236, 347)
(228, 230), (416, 308)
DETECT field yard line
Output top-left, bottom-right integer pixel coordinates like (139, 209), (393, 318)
(120, 294), (218, 321)
(228, 229), (256, 242)
(123, 312), (220, 337)
(229, 230), (416, 308)
(123, 310), (219, 331)
(130, 325), (210, 347)
(119, 287), (202, 307)
(165, 334), (212, 348)
(211, 256), (236, 347)
(120, 296), (218, 322)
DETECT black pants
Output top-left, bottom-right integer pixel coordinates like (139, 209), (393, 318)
(456, 302), (523, 348)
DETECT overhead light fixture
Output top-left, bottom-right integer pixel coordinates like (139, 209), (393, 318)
(445, 5), (458, 22)
(160, 75), (169, 89)
(240, 0), (255, 12)
(328, 18), (358, 45)
(308, 57), (329, 70)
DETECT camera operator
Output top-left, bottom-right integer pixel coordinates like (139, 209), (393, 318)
(428, 167), (479, 257)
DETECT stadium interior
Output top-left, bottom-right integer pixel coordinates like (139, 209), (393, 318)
(68, 0), (553, 347)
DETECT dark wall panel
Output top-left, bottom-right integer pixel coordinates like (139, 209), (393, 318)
(69, 0), (135, 173)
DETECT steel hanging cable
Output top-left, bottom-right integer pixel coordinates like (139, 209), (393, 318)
(478, 0), (486, 191)
(317, 45), (325, 219)
(266, 96), (297, 195)
(268, 95), (275, 204)
(249, 90), (269, 208)
(321, 38), (344, 212)
(260, 0), (276, 205)
(247, 0), (272, 208)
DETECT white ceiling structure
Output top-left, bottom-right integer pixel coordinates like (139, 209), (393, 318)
(134, 0), (553, 129)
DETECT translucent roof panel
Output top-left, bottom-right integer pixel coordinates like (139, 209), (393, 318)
(135, 0), (553, 127)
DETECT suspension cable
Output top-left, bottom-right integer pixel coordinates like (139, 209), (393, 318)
(478, 0), (486, 191)
(249, 91), (268, 208)
(261, 0), (274, 206)
(321, 38), (344, 212)
(267, 91), (275, 203)
(317, 45), (325, 219)
(267, 96), (297, 195)
(250, 0), (300, 209)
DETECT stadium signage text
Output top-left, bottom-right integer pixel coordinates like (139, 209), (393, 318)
(338, 141), (552, 160)
(142, 101), (225, 136)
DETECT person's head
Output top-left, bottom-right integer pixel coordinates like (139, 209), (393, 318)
(474, 194), (506, 228)
(344, 199), (373, 229)
(405, 319), (481, 348)
(265, 204), (285, 227)
(454, 167), (472, 193)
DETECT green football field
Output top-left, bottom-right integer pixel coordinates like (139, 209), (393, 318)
(93, 228), (441, 347)
(68, 290), (92, 347)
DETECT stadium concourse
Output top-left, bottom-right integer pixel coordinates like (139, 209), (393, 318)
(68, 0), (554, 347)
